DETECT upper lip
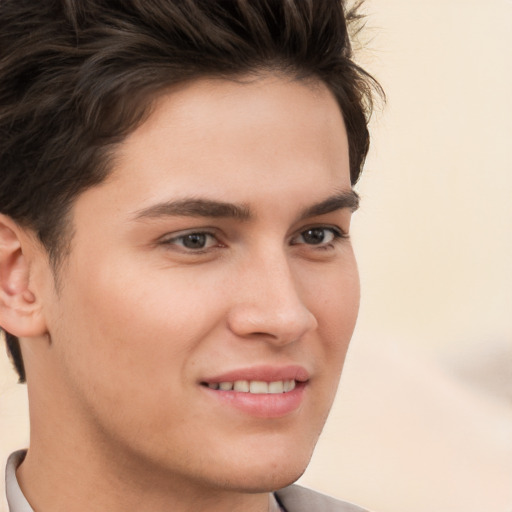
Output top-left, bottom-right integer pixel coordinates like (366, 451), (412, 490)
(201, 365), (310, 384)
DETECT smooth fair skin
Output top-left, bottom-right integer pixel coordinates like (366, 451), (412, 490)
(0, 73), (360, 512)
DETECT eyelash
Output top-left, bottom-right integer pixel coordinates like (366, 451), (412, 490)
(160, 226), (347, 253)
(289, 226), (347, 249)
(161, 231), (221, 252)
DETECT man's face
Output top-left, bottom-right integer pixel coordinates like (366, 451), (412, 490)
(36, 74), (359, 493)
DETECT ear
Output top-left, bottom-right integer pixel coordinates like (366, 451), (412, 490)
(0, 214), (47, 338)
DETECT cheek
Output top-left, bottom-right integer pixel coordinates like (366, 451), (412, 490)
(48, 268), (211, 439)
(310, 262), (360, 383)
(308, 257), (360, 336)
(56, 260), (224, 387)
(325, 277), (360, 343)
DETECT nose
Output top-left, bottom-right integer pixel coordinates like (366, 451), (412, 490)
(226, 253), (318, 345)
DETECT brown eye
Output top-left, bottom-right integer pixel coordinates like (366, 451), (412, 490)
(292, 227), (341, 246)
(301, 228), (328, 245)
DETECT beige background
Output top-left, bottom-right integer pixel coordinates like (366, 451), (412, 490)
(1, 1), (511, 511)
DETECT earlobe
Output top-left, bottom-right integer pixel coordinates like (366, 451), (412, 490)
(0, 215), (47, 338)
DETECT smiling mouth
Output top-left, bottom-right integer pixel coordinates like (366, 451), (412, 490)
(201, 379), (297, 394)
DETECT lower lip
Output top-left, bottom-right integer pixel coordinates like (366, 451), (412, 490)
(201, 382), (307, 418)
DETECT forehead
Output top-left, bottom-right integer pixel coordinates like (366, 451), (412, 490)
(105, 74), (349, 197)
(68, 73), (351, 240)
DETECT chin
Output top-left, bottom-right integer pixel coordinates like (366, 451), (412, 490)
(207, 418), (324, 493)
(219, 464), (307, 494)
(213, 444), (314, 494)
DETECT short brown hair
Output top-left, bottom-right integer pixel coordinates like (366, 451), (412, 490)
(0, 0), (381, 382)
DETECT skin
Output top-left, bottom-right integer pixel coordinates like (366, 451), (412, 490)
(2, 73), (360, 512)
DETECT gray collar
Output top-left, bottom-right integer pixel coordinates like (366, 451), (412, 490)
(5, 451), (33, 512)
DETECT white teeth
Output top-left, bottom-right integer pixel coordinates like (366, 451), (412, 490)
(249, 381), (269, 394)
(268, 381), (284, 394)
(234, 380), (250, 392)
(284, 379), (296, 392)
(206, 379), (297, 394)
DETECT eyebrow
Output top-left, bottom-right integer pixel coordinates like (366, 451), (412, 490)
(297, 190), (360, 219)
(133, 198), (251, 221)
(132, 190), (359, 222)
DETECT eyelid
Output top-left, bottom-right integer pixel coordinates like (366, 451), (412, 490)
(296, 223), (348, 237)
(159, 226), (217, 240)
(289, 225), (348, 246)
(158, 228), (222, 250)
(155, 223), (348, 253)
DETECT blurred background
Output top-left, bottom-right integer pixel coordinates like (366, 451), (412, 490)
(1, 1), (511, 511)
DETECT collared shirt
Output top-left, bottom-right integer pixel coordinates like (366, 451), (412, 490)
(5, 452), (32, 512)
(5, 450), (284, 512)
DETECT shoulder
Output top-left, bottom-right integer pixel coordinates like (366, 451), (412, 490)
(275, 484), (371, 512)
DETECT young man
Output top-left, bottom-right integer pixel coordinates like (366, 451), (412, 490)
(0, 1), (379, 510)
